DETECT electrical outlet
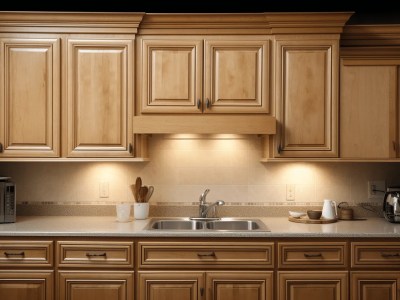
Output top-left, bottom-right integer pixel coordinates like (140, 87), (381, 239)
(99, 181), (109, 198)
(368, 180), (386, 199)
(286, 184), (295, 201)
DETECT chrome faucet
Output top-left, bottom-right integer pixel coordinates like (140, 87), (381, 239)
(198, 189), (225, 218)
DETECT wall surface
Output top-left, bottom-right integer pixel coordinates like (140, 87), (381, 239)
(0, 135), (399, 216)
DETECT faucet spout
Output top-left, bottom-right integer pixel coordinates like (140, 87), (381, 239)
(200, 199), (225, 218)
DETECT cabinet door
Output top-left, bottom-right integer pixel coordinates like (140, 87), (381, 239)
(351, 272), (400, 300)
(340, 61), (398, 159)
(278, 271), (348, 300)
(66, 38), (133, 157)
(137, 36), (203, 113)
(59, 271), (133, 300)
(274, 37), (338, 157)
(207, 271), (273, 300)
(0, 38), (60, 157)
(0, 270), (53, 300)
(138, 271), (204, 300)
(204, 37), (269, 113)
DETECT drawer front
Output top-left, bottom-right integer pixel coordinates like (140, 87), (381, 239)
(57, 241), (134, 268)
(0, 241), (53, 267)
(139, 242), (274, 269)
(352, 242), (400, 268)
(278, 242), (347, 268)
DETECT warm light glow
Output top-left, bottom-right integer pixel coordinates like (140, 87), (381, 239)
(280, 163), (316, 184)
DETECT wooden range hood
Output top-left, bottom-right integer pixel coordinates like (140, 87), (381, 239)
(132, 115), (276, 135)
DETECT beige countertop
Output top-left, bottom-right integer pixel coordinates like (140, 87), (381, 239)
(0, 216), (399, 238)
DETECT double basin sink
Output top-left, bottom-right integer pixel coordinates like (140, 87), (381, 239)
(145, 218), (269, 232)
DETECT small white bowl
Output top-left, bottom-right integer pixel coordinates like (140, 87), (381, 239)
(289, 211), (306, 218)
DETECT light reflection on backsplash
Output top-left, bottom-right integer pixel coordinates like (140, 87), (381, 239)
(0, 135), (400, 213)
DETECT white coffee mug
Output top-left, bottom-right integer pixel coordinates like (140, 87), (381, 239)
(116, 203), (131, 222)
(134, 203), (149, 220)
(322, 199), (338, 220)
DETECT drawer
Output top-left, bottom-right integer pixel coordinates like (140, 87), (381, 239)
(139, 241), (274, 269)
(57, 241), (134, 268)
(352, 242), (400, 268)
(0, 240), (53, 267)
(278, 242), (347, 268)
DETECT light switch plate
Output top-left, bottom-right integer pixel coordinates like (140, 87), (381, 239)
(99, 181), (109, 198)
(286, 184), (295, 201)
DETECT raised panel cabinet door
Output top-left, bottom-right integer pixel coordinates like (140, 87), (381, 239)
(59, 271), (133, 300)
(351, 272), (400, 300)
(138, 271), (204, 300)
(274, 37), (338, 157)
(137, 36), (203, 113)
(66, 39), (133, 157)
(204, 38), (270, 113)
(0, 38), (60, 157)
(340, 62), (398, 159)
(278, 271), (348, 300)
(0, 270), (53, 300)
(206, 271), (273, 300)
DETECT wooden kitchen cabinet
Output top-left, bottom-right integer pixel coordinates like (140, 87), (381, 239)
(58, 271), (134, 300)
(270, 36), (339, 158)
(278, 271), (348, 300)
(340, 48), (400, 160)
(0, 270), (54, 300)
(65, 37), (134, 158)
(0, 240), (54, 300)
(138, 271), (273, 300)
(0, 37), (61, 158)
(351, 271), (400, 300)
(136, 35), (270, 114)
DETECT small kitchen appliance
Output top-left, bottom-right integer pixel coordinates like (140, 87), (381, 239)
(0, 177), (16, 223)
(383, 187), (400, 223)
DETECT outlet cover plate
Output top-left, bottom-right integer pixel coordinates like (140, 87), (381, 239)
(368, 180), (386, 199)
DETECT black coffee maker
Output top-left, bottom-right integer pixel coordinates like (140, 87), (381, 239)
(383, 187), (400, 223)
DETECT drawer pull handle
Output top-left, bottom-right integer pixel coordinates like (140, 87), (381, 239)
(4, 251), (25, 257)
(197, 252), (216, 257)
(381, 253), (400, 258)
(86, 252), (107, 257)
(304, 253), (323, 258)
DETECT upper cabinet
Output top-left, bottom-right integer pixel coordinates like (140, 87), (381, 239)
(263, 13), (351, 160)
(136, 35), (270, 114)
(273, 36), (339, 158)
(0, 37), (60, 158)
(65, 38), (134, 158)
(0, 12), (145, 160)
(340, 47), (400, 160)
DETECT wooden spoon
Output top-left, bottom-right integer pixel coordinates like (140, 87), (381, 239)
(139, 186), (148, 203)
(135, 177), (142, 202)
(145, 186), (154, 202)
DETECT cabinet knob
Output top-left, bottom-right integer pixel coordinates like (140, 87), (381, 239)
(197, 99), (201, 110)
(206, 99), (211, 109)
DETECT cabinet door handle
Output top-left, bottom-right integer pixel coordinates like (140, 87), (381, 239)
(86, 252), (107, 257)
(393, 141), (397, 152)
(129, 143), (133, 154)
(200, 287), (204, 297)
(206, 98), (211, 109)
(197, 99), (201, 110)
(381, 252), (400, 258)
(304, 253), (323, 258)
(197, 251), (216, 257)
(277, 144), (282, 154)
(0, 143), (3, 153)
(4, 251), (25, 257)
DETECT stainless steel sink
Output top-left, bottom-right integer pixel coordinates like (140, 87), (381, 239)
(149, 219), (204, 230)
(205, 220), (265, 231)
(145, 218), (269, 232)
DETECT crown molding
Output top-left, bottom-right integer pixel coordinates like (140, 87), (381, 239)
(342, 24), (400, 46)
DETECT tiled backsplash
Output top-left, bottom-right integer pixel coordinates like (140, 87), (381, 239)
(1, 135), (399, 216)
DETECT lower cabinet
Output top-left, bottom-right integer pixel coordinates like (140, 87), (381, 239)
(351, 272), (400, 300)
(138, 271), (273, 300)
(278, 271), (348, 300)
(58, 271), (134, 300)
(0, 270), (53, 300)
